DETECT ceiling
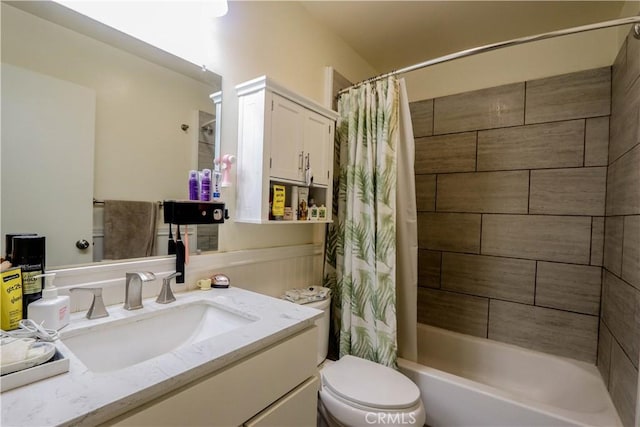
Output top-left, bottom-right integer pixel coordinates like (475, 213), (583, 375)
(300, 1), (629, 73)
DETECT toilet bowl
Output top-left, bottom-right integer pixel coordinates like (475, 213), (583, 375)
(305, 297), (426, 427)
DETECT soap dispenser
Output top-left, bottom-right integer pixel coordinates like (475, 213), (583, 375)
(27, 273), (70, 330)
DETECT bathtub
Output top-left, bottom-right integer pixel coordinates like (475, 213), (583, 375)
(397, 324), (621, 427)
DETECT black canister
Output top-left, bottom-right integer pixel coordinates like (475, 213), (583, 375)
(4, 233), (37, 264)
(11, 236), (46, 318)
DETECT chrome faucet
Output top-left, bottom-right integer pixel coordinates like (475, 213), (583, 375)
(156, 272), (181, 304)
(124, 272), (156, 310)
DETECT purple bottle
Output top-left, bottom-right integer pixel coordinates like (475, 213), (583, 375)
(189, 170), (199, 200)
(200, 169), (212, 201)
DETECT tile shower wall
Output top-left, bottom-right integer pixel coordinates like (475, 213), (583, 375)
(411, 66), (611, 365)
(598, 29), (640, 427)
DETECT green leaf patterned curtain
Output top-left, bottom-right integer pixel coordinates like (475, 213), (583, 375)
(324, 76), (399, 368)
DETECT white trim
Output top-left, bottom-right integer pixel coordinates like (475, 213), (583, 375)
(235, 75), (339, 120)
(50, 243), (322, 288)
(323, 66), (335, 110)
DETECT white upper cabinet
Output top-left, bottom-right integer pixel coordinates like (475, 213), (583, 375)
(270, 94), (305, 183)
(235, 76), (338, 223)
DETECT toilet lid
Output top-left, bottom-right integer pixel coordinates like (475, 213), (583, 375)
(321, 355), (421, 410)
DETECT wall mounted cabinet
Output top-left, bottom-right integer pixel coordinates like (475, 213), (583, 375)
(235, 76), (338, 224)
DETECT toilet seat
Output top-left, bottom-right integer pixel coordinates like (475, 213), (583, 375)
(321, 355), (421, 410)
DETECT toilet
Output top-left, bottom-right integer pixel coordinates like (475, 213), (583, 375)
(305, 297), (426, 427)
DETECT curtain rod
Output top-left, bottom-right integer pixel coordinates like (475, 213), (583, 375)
(339, 16), (640, 96)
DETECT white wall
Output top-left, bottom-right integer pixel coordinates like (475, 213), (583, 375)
(404, 27), (622, 101)
(205, 1), (376, 251)
(402, 1), (639, 101)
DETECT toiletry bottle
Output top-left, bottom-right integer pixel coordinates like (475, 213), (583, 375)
(212, 172), (221, 201)
(200, 169), (212, 201)
(11, 236), (45, 318)
(188, 170), (199, 200)
(1, 267), (23, 330)
(27, 273), (69, 330)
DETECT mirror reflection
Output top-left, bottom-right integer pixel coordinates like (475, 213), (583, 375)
(1, 1), (222, 269)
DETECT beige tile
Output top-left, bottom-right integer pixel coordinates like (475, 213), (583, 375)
(415, 174), (436, 212)
(415, 132), (476, 174)
(598, 321), (613, 387)
(609, 339), (639, 427)
(602, 271), (639, 369)
(477, 120), (584, 171)
(481, 215), (592, 264)
(622, 216), (640, 291)
(417, 287), (489, 338)
(418, 250), (441, 289)
(591, 217), (605, 267)
(433, 83), (524, 135)
(488, 300), (598, 363)
(441, 253), (535, 304)
(525, 67), (611, 124)
(529, 167), (607, 216)
(585, 117), (609, 167)
(409, 99), (433, 137)
(535, 262), (602, 315)
(436, 171), (529, 214)
(607, 144), (640, 216)
(604, 216), (624, 276)
(418, 213), (481, 254)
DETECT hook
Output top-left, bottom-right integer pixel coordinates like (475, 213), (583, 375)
(181, 124), (189, 132)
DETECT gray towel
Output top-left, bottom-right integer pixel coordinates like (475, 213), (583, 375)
(103, 200), (158, 260)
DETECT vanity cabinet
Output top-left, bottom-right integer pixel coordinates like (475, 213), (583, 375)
(107, 326), (318, 427)
(235, 76), (338, 224)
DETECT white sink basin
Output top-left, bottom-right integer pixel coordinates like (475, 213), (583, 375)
(61, 301), (257, 373)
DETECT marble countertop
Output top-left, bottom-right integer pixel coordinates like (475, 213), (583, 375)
(1, 287), (322, 427)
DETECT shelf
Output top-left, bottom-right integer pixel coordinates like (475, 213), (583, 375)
(234, 219), (333, 225)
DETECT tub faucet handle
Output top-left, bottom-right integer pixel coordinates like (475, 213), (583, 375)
(69, 287), (109, 319)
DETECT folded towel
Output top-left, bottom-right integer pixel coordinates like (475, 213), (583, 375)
(103, 200), (158, 260)
(282, 286), (331, 305)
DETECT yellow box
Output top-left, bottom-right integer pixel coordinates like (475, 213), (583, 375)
(1, 267), (23, 330)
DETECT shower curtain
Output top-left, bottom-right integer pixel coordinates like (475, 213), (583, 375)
(324, 76), (417, 368)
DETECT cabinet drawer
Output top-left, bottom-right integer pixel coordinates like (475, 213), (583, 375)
(244, 376), (319, 427)
(108, 326), (318, 426)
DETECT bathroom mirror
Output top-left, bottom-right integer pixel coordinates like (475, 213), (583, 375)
(1, 1), (222, 268)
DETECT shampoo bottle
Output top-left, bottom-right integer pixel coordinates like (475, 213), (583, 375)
(188, 170), (199, 200)
(27, 273), (69, 330)
(200, 169), (212, 201)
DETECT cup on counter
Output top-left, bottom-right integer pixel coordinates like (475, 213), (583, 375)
(197, 278), (212, 290)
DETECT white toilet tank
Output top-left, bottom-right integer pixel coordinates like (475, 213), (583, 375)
(305, 297), (331, 365)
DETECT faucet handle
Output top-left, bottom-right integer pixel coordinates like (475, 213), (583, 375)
(69, 287), (109, 319)
(156, 272), (181, 304)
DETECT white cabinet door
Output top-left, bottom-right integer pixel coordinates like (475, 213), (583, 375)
(270, 93), (304, 183)
(303, 111), (333, 187)
(244, 376), (319, 427)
